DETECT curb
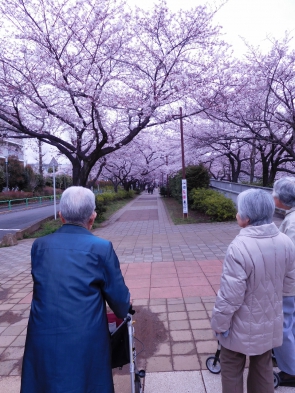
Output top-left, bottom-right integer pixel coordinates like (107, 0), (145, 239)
(0, 215), (54, 247)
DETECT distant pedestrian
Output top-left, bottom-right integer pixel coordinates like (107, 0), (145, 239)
(211, 189), (295, 393)
(21, 186), (130, 393)
(272, 177), (295, 387)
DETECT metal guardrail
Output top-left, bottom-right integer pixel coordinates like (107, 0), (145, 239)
(210, 180), (285, 217)
(0, 195), (61, 210)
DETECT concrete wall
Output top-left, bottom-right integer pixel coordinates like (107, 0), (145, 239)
(210, 180), (284, 217)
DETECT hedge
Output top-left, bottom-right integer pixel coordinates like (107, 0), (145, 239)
(95, 189), (134, 218)
(190, 188), (236, 222)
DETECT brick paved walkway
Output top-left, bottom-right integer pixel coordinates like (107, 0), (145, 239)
(0, 191), (290, 392)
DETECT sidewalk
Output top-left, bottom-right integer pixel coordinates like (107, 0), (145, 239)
(0, 191), (291, 392)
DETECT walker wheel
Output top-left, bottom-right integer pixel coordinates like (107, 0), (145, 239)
(206, 356), (221, 374)
(135, 374), (142, 393)
(273, 371), (280, 389)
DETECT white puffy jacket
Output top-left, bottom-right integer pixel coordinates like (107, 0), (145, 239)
(211, 222), (295, 355)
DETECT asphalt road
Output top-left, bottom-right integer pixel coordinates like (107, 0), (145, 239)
(0, 203), (59, 241)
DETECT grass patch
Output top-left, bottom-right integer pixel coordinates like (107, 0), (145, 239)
(162, 197), (213, 225)
(26, 197), (133, 238)
(25, 219), (63, 238)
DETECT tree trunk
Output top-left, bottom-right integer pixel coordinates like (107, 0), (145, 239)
(38, 140), (43, 178)
(249, 144), (256, 183)
(261, 157), (270, 187)
(72, 162), (91, 187)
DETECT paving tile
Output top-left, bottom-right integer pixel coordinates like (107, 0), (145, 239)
(181, 286), (215, 297)
(10, 336), (26, 347)
(169, 320), (190, 330)
(154, 342), (171, 356)
(129, 288), (150, 299)
(168, 312), (187, 321)
(1, 326), (26, 336)
(132, 299), (149, 306)
(124, 279), (150, 289)
(190, 319), (211, 330)
(150, 287), (182, 299)
(0, 336), (17, 347)
(150, 278), (179, 287)
(0, 305), (13, 311)
(193, 330), (215, 341)
(170, 330), (193, 342)
(167, 298), (184, 305)
(196, 340), (218, 354)
(1, 346), (24, 360)
(184, 297), (202, 304)
(173, 355), (200, 371)
(146, 356), (173, 372)
(149, 299), (166, 305)
(188, 311), (208, 320)
(178, 277), (210, 286)
(167, 304), (186, 312)
(185, 303), (205, 311)
(172, 342), (195, 355)
(149, 305), (167, 313)
(0, 360), (20, 376)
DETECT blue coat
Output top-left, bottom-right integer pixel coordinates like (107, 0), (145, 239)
(21, 224), (130, 393)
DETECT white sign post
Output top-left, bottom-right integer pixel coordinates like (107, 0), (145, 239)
(49, 157), (58, 220)
(182, 179), (188, 216)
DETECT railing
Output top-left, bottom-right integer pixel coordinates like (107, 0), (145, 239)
(0, 195), (62, 210)
(210, 180), (284, 216)
(210, 180), (272, 204)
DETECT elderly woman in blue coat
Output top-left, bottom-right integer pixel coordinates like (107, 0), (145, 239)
(272, 177), (295, 387)
(211, 189), (295, 393)
(21, 186), (130, 393)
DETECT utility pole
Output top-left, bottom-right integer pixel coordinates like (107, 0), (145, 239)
(5, 156), (8, 190)
(180, 107), (188, 218)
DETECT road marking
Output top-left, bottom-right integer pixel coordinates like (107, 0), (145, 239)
(0, 229), (20, 231)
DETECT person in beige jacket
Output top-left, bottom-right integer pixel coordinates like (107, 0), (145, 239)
(211, 189), (295, 393)
(272, 177), (295, 386)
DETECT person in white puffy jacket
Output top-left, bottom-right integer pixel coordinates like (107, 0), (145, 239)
(211, 188), (295, 393)
(272, 177), (295, 387)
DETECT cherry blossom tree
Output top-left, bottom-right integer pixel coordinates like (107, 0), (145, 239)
(93, 131), (170, 191)
(194, 36), (295, 185)
(0, 0), (227, 186)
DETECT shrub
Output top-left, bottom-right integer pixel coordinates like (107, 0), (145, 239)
(95, 195), (107, 218)
(190, 188), (216, 212)
(126, 190), (135, 198)
(186, 164), (210, 192)
(159, 186), (167, 197)
(190, 188), (236, 221)
(94, 189), (134, 218)
(169, 164), (210, 202)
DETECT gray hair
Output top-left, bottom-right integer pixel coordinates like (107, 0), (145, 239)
(273, 177), (295, 208)
(59, 186), (95, 226)
(237, 189), (275, 226)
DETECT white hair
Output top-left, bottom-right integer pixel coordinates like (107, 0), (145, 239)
(59, 186), (95, 226)
(273, 177), (295, 208)
(237, 189), (275, 226)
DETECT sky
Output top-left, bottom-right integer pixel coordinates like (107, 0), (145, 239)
(127, 0), (295, 57)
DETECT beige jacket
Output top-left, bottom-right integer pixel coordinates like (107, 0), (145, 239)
(279, 207), (295, 296)
(211, 223), (295, 356)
